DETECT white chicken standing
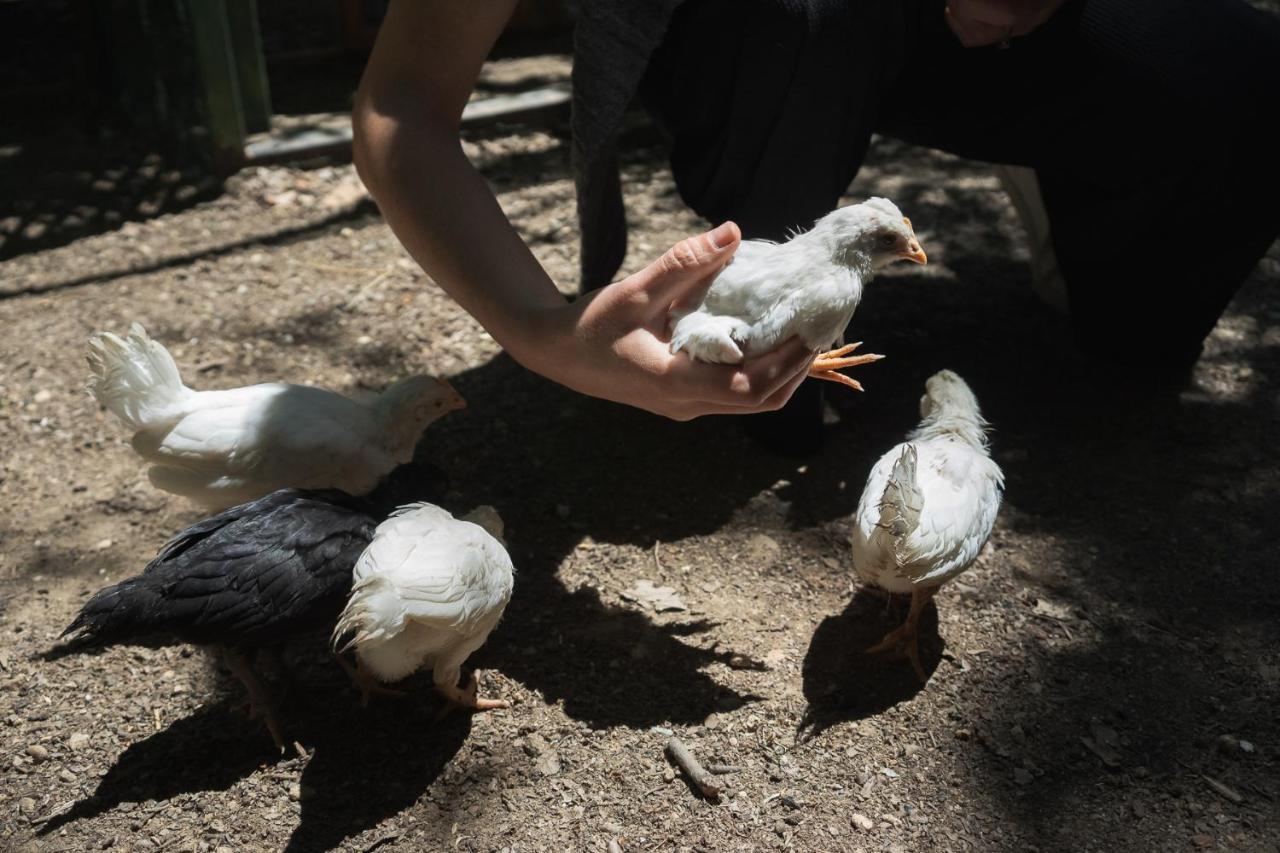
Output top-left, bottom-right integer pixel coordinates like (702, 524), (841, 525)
(851, 370), (1004, 679)
(87, 324), (465, 509)
(332, 503), (513, 713)
(669, 197), (927, 390)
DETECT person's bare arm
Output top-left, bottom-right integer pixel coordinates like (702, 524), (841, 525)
(353, 0), (814, 421)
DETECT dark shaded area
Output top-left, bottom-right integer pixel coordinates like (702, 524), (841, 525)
(39, 698), (283, 833)
(798, 589), (942, 739)
(284, 676), (473, 853)
(38, 657), (473, 851)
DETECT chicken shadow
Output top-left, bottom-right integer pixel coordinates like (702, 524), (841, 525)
(797, 588), (943, 740)
(425, 356), (825, 729)
(39, 654), (473, 850)
(282, 674), (473, 853)
(38, 699), (284, 834)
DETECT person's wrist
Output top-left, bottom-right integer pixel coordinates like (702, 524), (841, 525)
(501, 302), (578, 379)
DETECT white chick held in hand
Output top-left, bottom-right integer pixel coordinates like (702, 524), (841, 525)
(851, 370), (1004, 679)
(333, 504), (514, 714)
(669, 197), (926, 391)
(86, 324), (465, 509)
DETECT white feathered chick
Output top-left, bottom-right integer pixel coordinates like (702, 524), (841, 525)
(87, 324), (464, 509)
(669, 197), (926, 391)
(333, 504), (513, 713)
(851, 370), (1004, 679)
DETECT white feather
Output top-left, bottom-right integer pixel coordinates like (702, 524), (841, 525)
(852, 370), (1004, 594)
(86, 325), (464, 508)
(333, 504), (514, 688)
(669, 198), (920, 363)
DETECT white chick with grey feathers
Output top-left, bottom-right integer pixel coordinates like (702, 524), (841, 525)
(87, 324), (465, 509)
(669, 197), (927, 391)
(333, 504), (513, 712)
(851, 370), (1004, 679)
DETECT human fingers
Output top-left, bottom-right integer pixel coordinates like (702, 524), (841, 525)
(629, 221), (741, 308)
(660, 336), (813, 408)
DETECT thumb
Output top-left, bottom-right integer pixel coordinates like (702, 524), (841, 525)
(640, 221), (741, 304)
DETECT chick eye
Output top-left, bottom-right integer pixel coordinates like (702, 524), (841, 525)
(879, 233), (897, 248)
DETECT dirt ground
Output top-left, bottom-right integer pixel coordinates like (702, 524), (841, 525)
(3, 57), (1280, 853)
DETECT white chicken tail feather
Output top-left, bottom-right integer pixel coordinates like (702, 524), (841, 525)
(332, 573), (403, 651)
(86, 323), (193, 430)
(876, 444), (924, 564)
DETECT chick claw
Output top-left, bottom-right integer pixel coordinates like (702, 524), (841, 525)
(434, 670), (510, 721)
(808, 342), (885, 392)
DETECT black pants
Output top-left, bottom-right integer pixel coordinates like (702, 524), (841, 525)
(644, 0), (1280, 365)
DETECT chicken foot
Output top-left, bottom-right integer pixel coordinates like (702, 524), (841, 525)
(434, 670), (510, 720)
(809, 342), (884, 391)
(866, 585), (938, 681)
(221, 648), (286, 752)
(332, 653), (407, 706)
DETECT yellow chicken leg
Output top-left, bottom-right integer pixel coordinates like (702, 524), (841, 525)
(866, 586), (937, 681)
(809, 342), (885, 391)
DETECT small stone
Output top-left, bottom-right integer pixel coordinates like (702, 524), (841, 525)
(26, 744), (49, 762)
(19, 797), (36, 814)
(288, 783), (301, 801)
(68, 733), (90, 751)
(523, 733), (549, 756)
(663, 768), (676, 783)
(1190, 835), (1214, 849)
(954, 729), (971, 741)
(535, 751), (562, 777)
(59, 768), (77, 783)
(704, 713), (720, 730)
(93, 539), (113, 551)
(901, 744), (921, 758)
(33, 389), (53, 403)
(851, 813), (875, 831)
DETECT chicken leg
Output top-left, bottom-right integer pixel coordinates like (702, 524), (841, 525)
(809, 342), (884, 392)
(434, 670), (510, 720)
(221, 648), (286, 752)
(866, 585), (938, 681)
(333, 653), (406, 706)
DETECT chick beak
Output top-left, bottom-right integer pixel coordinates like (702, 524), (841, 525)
(900, 238), (928, 265)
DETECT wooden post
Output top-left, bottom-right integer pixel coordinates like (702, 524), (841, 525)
(225, 0), (272, 134)
(185, 0), (246, 175)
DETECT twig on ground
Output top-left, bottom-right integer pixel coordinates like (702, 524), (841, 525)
(1202, 774), (1245, 804)
(665, 737), (722, 800)
(705, 764), (743, 775)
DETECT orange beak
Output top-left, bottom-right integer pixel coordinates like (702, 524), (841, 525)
(900, 239), (927, 265)
(899, 218), (927, 264)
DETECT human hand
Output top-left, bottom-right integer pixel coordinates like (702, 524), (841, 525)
(515, 222), (817, 421)
(945, 0), (1068, 47)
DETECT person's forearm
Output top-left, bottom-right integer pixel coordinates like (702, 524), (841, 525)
(353, 98), (565, 369)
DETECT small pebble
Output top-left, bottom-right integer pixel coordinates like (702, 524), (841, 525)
(19, 797), (36, 814)
(68, 732), (90, 751)
(26, 744), (49, 762)
(851, 813), (875, 831)
(59, 768), (77, 783)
